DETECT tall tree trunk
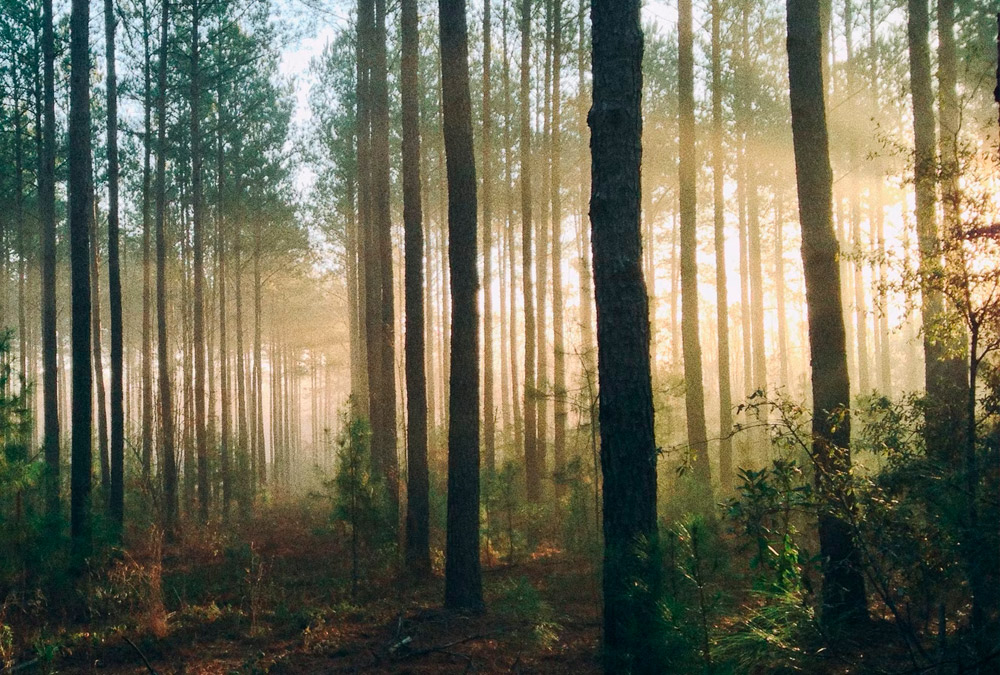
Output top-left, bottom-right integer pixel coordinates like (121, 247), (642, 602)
(374, 0), (398, 513)
(156, 0), (178, 536)
(786, 0), (868, 625)
(235, 180), (251, 503)
(590, 1), (660, 667)
(189, 0), (209, 521)
(502, 0), (522, 453)
(69, 0), (94, 570)
(440, 0), (482, 612)
(402, 0), (429, 577)
(91, 198), (111, 494)
(870, 0), (890, 394)
(354, 21), (371, 423)
(577, 0), (595, 391)
(181, 201), (195, 512)
(908, 0), (967, 466)
(520, 0), (540, 502)
(105, 0), (125, 534)
(40, 0), (60, 520)
(141, 0), (154, 481)
(747, 172), (766, 402)
(536, 0), (551, 486)
(482, 0), (496, 472)
(254, 218), (265, 487)
(679, 0), (711, 491)
(217, 82), (231, 519)
(550, 0), (566, 500)
(499, 3), (513, 440)
(845, 0), (869, 395)
(711, 0), (733, 493)
(774, 198), (790, 389)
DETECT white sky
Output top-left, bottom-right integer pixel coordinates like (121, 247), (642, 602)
(276, 0), (678, 196)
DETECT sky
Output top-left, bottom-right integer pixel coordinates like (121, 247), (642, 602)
(275, 0), (679, 197)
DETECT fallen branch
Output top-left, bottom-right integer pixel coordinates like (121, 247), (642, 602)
(394, 629), (505, 661)
(124, 637), (159, 675)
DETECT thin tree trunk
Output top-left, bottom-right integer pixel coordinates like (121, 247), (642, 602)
(679, 0), (711, 492)
(105, 0), (125, 533)
(189, 0), (209, 521)
(551, 0), (566, 500)
(141, 0), (154, 480)
(520, 0), (540, 502)
(482, 0), (496, 472)
(40, 0), (60, 520)
(711, 0), (733, 493)
(786, 0), (868, 624)
(402, 0), (429, 577)
(91, 198), (111, 494)
(156, 0), (178, 536)
(536, 0), (551, 483)
(775, 198), (790, 389)
(502, 0), (521, 454)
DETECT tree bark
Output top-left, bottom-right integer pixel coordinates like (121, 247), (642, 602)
(69, 0), (94, 570)
(40, 0), (60, 521)
(156, 0), (179, 536)
(590, 0), (660, 667)
(440, 0), (483, 612)
(105, 0), (125, 534)
(786, 0), (868, 625)
(189, 0), (209, 521)
(402, 0), (430, 578)
(520, 0), (540, 502)
(550, 0), (566, 500)
(91, 195), (110, 495)
(711, 0), (733, 494)
(679, 0), (711, 491)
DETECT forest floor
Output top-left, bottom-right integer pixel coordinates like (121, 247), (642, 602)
(17, 501), (605, 674)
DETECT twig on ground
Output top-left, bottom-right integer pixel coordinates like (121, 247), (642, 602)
(395, 629), (505, 661)
(124, 636), (159, 675)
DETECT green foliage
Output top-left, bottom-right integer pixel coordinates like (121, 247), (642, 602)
(727, 460), (813, 593)
(561, 457), (600, 558)
(715, 587), (824, 674)
(482, 460), (530, 564)
(492, 576), (562, 650)
(322, 404), (395, 592)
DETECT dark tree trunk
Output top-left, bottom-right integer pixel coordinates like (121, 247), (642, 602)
(156, 0), (179, 536)
(105, 0), (125, 534)
(402, 0), (430, 578)
(373, 0), (398, 514)
(40, 0), (60, 520)
(786, 0), (868, 626)
(711, 0), (733, 494)
(590, 0), (660, 668)
(520, 0), (540, 502)
(440, 0), (482, 612)
(69, 0), (94, 571)
(679, 0), (711, 492)
(141, 0), (154, 481)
